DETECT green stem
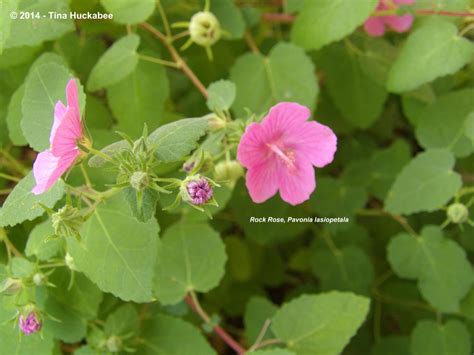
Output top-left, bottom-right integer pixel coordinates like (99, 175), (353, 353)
(156, 0), (172, 39)
(0, 172), (20, 182)
(139, 54), (179, 68)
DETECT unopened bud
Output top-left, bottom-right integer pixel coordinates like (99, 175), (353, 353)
(65, 253), (78, 271)
(214, 160), (244, 187)
(52, 206), (83, 238)
(208, 115), (226, 131)
(0, 277), (23, 295)
(32, 273), (47, 286)
(189, 11), (221, 47)
(106, 335), (122, 353)
(130, 171), (149, 191)
(181, 175), (214, 206)
(447, 203), (469, 224)
(18, 308), (42, 335)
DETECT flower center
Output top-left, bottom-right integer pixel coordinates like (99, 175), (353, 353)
(267, 144), (296, 172)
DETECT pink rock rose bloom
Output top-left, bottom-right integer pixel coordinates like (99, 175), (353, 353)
(237, 102), (337, 206)
(32, 79), (83, 195)
(364, 0), (414, 37)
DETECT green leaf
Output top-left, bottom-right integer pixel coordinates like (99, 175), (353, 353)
(372, 336), (410, 355)
(21, 64), (86, 151)
(387, 225), (474, 312)
(248, 351), (295, 355)
(311, 245), (374, 295)
(107, 58), (170, 137)
(206, 79), (236, 112)
(411, 320), (471, 355)
(25, 219), (62, 261)
(416, 89), (474, 157)
(122, 187), (159, 222)
(11, 257), (35, 278)
(88, 139), (130, 168)
(0, 172), (64, 227)
(230, 42), (318, 116)
(271, 292), (370, 355)
(39, 269), (103, 342)
(6, 83), (27, 145)
(0, 0), (17, 54)
(87, 34), (140, 91)
(139, 313), (216, 354)
(309, 177), (367, 217)
(387, 19), (474, 93)
(148, 116), (209, 162)
(291, 0), (378, 50)
(153, 221), (227, 305)
(315, 40), (388, 128)
(104, 304), (139, 337)
(385, 149), (462, 215)
(209, 0), (245, 38)
(100, 0), (155, 24)
(4, 0), (74, 49)
(244, 296), (278, 344)
(67, 194), (160, 302)
(368, 140), (411, 200)
(465, 111), (474, 144)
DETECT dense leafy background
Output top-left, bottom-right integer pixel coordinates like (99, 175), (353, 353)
(0, 0), (474, 354)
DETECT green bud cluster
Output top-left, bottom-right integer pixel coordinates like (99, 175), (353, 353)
(52, 206), (84, 238)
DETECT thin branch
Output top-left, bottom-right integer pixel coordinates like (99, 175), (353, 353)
(244, 32), (260, 54)
(185, 293), (246, 354)
(248, 319), (272, 352)
(140, 23), (208, 98)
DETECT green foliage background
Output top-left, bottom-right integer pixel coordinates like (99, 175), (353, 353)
(0, 0), (474, 354)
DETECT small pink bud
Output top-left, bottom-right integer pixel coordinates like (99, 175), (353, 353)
(185, 177), (213, 205)
(19, 312), (42, 335)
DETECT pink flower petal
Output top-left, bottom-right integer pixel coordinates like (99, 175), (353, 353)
(51, 106), (82, 157)
(245, 159), (279, 203)
(50, 101), (67, 145)
(289, 121), (338, 168)
(278, 161), (316, 206)
(385, 14), (414, 33)
(32, 150), (79, 195)
(364, 17), (386, 37)
(394, 0), (414, 5)
(261, 102), (310, 140)
(237, 122), (270, 169)
(66, 79), (80, 117)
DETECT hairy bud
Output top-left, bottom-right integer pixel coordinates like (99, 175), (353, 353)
(447, 203), (469, 224)
(0, 277), (23, 296)
(130, 171), (149, 191)
(32, 273), (47, 286)
(181, 176), (214, 206)
(189, 11), (221, 47)
(214, 160), (244, 187)
(65, 253), (78, 271)
(106, 335), (122, 353)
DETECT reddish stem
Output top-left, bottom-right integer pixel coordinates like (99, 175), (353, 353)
(185, 295), (246, 354)
(262, 9), (474, 23)
(415, 9), (474, 17)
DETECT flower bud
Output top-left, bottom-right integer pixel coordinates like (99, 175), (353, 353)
(181, 176), (214, 206)
(18, 309), (42, 335)
(129, 171), (149, 191)
(208, 115), (226, 131)
(106, 335), (122, 353)
(189, 11), (221, 47)
(52, 206), (83, 238)
(0, 277), (23, 296)
(214, 160), (244, 187)
(447, 203), (469, 224)
(32, 273), (47, 286)
(182, 160), (196, 173)
(65, 253), (78, 271)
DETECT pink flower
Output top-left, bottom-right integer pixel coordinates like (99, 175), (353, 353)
(237, 102), (337, 206)
(364, 0), (414, 37)
(32, 79), (83, 195)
